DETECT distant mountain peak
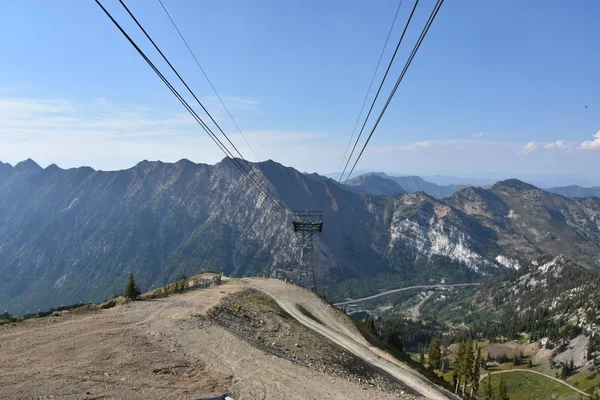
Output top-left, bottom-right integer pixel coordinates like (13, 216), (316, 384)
(350, 172), (465, 199)
(174, 158), (194, 166)
(347, 174), (406, 196)
(14, 158), (42, 173)
(547, 185), (600, 199)
(45, 163), (62, 171)
(492, 179), (539, 192)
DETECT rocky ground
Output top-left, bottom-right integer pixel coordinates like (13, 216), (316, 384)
(0, 280), (424, 400)
(208, 289), (419, 397)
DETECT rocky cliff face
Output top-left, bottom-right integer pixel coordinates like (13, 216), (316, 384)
(1, 158), (600, 313)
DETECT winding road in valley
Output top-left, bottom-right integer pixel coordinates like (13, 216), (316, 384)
(333, 283), (481, 306)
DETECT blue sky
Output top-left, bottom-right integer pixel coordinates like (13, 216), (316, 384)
(1, 0), (599, 185)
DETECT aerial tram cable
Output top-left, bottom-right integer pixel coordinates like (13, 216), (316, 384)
(337, 0), (421, 186)
(157, 0), (261, 164)
(95, 0), (290, 218)
(344, 0), (445, 184)
(116, 0), (291, 217)
(336, 0), (404, 187)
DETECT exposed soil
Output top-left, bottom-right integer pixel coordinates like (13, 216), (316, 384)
(208, 289), (417, 397)
(0, 281), (420, 400)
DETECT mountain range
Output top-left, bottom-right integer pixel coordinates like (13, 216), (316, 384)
(546, 185), (600, 198)
(345, 172), (465, 199)
(343, 172), (600, 200)
(1, 158), (600, 314)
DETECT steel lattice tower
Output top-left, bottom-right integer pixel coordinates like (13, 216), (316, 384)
(292, 210), (323, 291)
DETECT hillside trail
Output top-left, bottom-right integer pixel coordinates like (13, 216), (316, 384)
(0, 280), (418, 400)
(251, 278), (459, 400)
(479, 369), (590, 397)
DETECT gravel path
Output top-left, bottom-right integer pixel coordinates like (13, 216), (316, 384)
(0, 280), (422, 400)
(252, 279), (460, 400)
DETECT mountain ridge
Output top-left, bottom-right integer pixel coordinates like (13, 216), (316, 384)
(347, 172), (465, 199)
(1, 158), (600, 314)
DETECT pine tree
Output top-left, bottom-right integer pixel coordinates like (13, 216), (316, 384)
(454, 342), (466, 394)
(428, 336), (442, 370)
(560, 363), (569, 380)
(420, 351), (425, 365)
(463, 342), (475, 396)
(124, 273), (141, 300)
(484, 373), (494, 400)
(471, 347), (481, 398)
(513, 354), (521, 367)
(569, 358), (574, 372)
(498, 374), (509, 400)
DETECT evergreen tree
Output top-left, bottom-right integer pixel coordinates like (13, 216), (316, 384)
(513, 354), (521, 367)
(484, 374), (494, 400)
(471, 347), (481, 398)
(463, 342), (475, 395)
(569, 358), (574, 372)
(498, 374), (509, 400)
(560, 363), (569, 380)
(124, 273), (141, 300)
(428, 336), (442, 370)
(419, 351), (425, 365)
(454, 342), (466, 394)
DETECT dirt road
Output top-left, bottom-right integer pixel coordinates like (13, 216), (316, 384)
(409, 293), (433, 318)
(0, 280), (428, 400)
(252, 279), (459, 400)
(334, 283), (480, 306)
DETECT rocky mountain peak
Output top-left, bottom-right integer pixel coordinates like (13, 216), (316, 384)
(447, 186), (508, 219)
(14, 158), (42, 173)
(492, 179), (539, 193)
(45, 163), (63, 172)
(348, 174), (406, 196)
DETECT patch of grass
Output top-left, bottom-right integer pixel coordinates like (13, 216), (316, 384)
(568, 368), (600, 393)
(0, 316), (24, 325)
(479, 371), (583, 400)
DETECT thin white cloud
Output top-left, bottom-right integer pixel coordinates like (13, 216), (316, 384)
(544, 140), (570, 149)
(368, 140), (432, 153)
(473, 132), (486, 138)
(2, 95), (599, 184)
(519, 142), (537, 155)
(0, 96), (326, 170)
(369, 139), (518, 154)
(581, 130), (600, 150)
